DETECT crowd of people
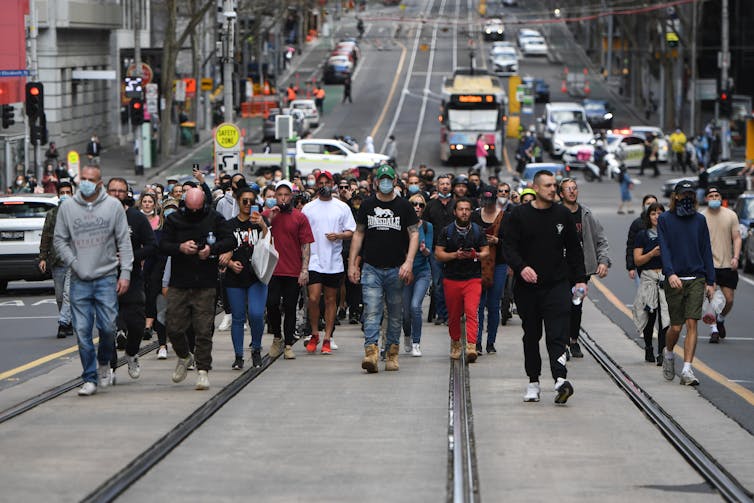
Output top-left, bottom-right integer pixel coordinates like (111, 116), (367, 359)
(38, 156), (739, 403)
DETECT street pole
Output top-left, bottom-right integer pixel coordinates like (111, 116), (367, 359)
(720, 0), (730, 161)
(223, 0), (235, 124)
(28, 0), (40, 179)
(606, 5), (613, 82)
(690, 0), (697, 134)
(134, 0), (144, 175)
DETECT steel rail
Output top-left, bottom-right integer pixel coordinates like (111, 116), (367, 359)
(579, 327), (753, 503)
(0, 341), (159, 425)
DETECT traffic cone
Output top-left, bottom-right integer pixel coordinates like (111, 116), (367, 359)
(561, 80), (567, 93)
(584, 81), (590, 95)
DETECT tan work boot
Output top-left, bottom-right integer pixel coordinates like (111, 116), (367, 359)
(269, 337), (284, 358)
(466, 343), (478, 364)
(361, 344), (379, 373)
(450, 339), (462, 360)
(283, 345), (296, 359)
(385, 344), (400, 371)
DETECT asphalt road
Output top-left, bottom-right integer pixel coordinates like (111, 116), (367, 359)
(2, 0), (752, 433)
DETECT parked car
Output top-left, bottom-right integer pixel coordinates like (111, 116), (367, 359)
(539, 102), (588, 151)
(631, 126), (669, 162)
(514, 163), (567, 192)
(488, 46), (518, 76)
(662, 161), (746, 198)
(502, 0), (518, 5)
(483, 18), (505, 41)
(517, 28), (542, 48)
(521, 36), (548, 56)
(522, 76), (550, 102)
(0, 193), (58, 291)
(289, 99), (320, 128)
(582, 99), (614, 130)
(323, 55), (353, 84)
(551, 120), (594, 158)
(734, 193), (754, 272)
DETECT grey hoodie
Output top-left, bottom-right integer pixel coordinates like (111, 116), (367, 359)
(53, 188), (133, 281)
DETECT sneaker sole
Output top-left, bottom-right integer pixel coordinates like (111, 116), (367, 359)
(554, 382), (574, 404)
(680, 378), (700, 386)
(523, 395), (540, 403)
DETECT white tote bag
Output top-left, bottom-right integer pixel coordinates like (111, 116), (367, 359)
(251, 231), (279, 285)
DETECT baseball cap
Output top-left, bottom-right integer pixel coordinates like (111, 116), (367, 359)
(375, 164), (396, 179)
(317, 170), (334, 181)
(673, 180), (695, 194)
(520, 188), (536, 198)
(706, 186), (720, 196)
(275, 180), (294, 191)
(453, 175), (469, 186)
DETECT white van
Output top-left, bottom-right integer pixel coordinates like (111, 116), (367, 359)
(539, 102), (588, 152)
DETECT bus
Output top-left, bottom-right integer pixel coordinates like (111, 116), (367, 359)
(439, 68), (508, 166)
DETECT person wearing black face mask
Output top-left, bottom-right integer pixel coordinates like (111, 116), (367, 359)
(656, 180), (716, 386)
(160, 188), (235, 390)
(105, 178), (158, 383)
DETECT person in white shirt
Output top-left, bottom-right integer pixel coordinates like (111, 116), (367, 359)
(302, 171), (356, 354)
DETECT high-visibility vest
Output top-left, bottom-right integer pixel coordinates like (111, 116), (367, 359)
(315, 88), (325, 99)
(287, 88), (297, 101)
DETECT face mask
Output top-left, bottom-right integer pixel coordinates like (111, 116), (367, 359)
(265, 198), (277, 208)
(438, 192), (452, 199)
(555, 175), (563, 183)
(676, 196), (696, 217)
(164, 208), (176, 217)
(15, 179), (23, 186)
(306, 180), (315, 188)
(274, 175), (282, 182)
(378, 178), (394, 195)
(318, 186), (333, 198)
(708, 200), (722, 209)
(91, 137), (96, 142)
(141, 208), (155, 216)
(278, 202), (292, 213)
(408, 184), (420, 194)
(59, 194), (70, 202)
(497, 197), (508, 206)
(79, 180), (98, 197)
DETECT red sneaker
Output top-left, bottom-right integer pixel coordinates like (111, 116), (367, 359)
(306, 334), (320, 353)
(321, 339), (332, 355)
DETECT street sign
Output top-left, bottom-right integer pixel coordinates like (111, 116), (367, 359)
(67, 150), (80, 178)
(174, 79), (186, 102)
(275, 115), (293, 140)
(696, 79), (717, 101)
(215, 123), (240, 149)
(145, 83), (159, 116)
(214, 122), (242, 174)
(200, 78), (213, 91)
(124, 76), (143, 98)
(126, 63), (153, 86)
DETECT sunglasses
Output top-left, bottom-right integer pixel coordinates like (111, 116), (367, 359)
(498, 189), (510, 194)
(240, 198), (255, 205)
(412, 202), (426, 208)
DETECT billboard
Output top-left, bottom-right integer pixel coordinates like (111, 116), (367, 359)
(0, 0), (28, 105)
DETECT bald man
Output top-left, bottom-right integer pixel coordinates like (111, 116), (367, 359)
(160, 187), (235, 390)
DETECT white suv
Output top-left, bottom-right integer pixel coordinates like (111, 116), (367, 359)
(289, 99), (320, 129)
(0, 193), (58, 291)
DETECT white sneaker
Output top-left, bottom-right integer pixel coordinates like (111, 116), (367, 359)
(98, 365), (111, 389)
(524, 382), (541, 402)
(195, 370), (210, 390)
(127, 355), (141, 379)
(217, 313), (232, 331)
(78, 382), (97, 396)
(330, 336), (338, 350)
(157, 346), (168, 360)
(172, 354), (194, 383)
(680, 368), (700, 386)
(411, 343), (422, 357)
(404, 336), (412, 353)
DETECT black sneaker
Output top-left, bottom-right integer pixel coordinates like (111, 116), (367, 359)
(717, 321), (726, 339)
(116, 330), (127, 350)
(337, 308), (347, 320)
(554, 378), (574, 404)
(644, 346), (655, 363)
(570, 342), (584, 358)
(656, 354), (663, 367)
(232, 356), (244, 370)
(251, 349), (262, 368)
(709, 332), (720, 344)
(62, 324), (74, 337)
(56, 325), (66, 339)
(142, 327), (154, 340)
(475, 342), (483, 355)
(486, 344), (496, 354)
(349, 315), (359, 325)
(565, 347), (571, 361)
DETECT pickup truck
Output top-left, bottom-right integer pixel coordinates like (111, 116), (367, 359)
(245, 138), (389, 178)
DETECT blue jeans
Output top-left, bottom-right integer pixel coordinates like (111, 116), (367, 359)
(478, 264), (508, 346)
(361, 263), (404, 347)
(70, 274), (118, 383)
(429, 254), (447, 320)
(226, 283), (268, 355)
(402, 267), (432, 343)
(52, 265), (71, 325)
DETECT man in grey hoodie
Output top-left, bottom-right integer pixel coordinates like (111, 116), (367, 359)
(54, 165), (133, 396)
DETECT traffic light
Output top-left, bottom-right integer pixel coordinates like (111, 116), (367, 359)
(1, 104), (14, 128)
(129, 98), (144, 125)
(719, 89), (733, 118)
(30, 113), (49, 145)
(25, 82), (44, 119)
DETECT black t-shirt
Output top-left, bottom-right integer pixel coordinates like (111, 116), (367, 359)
(471, 210), (504, 264)
(634, 228), (663, 272)
(437, 222), (488, 280)
(356, 195), (419, 268)
(571, 206), (583, 247)
(224, 217), (266, 288)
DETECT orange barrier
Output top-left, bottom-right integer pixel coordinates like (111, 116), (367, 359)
(241, 98), (280, 118)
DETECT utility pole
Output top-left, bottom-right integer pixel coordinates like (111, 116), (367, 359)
(720, 0), (730, 161)
(222, 0), (235, 123)
(28, 0), (40, 179)
(690, 0), (697, 134)
(605, 1), (613, 83)
(134, 0), (144, 175)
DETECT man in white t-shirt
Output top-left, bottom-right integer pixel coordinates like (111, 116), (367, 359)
(302, 171), (356, 354)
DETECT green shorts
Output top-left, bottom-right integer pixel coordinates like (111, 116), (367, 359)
(663, 277), (706, 326)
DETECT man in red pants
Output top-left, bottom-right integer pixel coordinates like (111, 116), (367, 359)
(434, 198), (489, 362)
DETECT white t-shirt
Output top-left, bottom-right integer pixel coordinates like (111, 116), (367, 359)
(302, 197), (356, 274)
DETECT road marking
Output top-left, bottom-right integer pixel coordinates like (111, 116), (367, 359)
(0, 337), (98, 381)
(591, 277), (754, 408)
(370, 41), (408, 140)
(0, 315), (58, 320)
(737, 274), (754, 287)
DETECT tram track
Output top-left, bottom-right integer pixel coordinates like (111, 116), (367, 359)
(578, 327), (754, 503)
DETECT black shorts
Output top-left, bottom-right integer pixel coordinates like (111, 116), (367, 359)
(714, 268), (738, 290)
(308, 271), (344, 289)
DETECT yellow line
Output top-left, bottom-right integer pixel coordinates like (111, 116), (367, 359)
(503, 143), (513, 173)
(591, 278), (754, 407)
(370, 40), (408, 139)
(0, 337), (98, 381)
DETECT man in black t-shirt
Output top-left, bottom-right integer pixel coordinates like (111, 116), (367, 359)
(349, 165), (419, 373)
(501, 170), (587, 405)
(435, 198), (489, 363)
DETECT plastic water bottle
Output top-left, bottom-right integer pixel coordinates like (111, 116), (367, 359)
(206, 231), (216, 259)
(571, 286), (585, 306)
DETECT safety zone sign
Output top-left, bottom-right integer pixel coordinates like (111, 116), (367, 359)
(215, 123), (240, 149)
(214, 122), (242, 174)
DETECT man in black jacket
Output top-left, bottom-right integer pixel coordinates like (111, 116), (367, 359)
(106, 178), (157, 384)
(423, 174), (455, 324)
(501, 170), (587, 405)
(160, 188), (235, 390)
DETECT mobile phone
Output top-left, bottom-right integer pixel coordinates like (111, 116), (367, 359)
(250, 205), (260, 213)
(192, 163), (200, 172)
